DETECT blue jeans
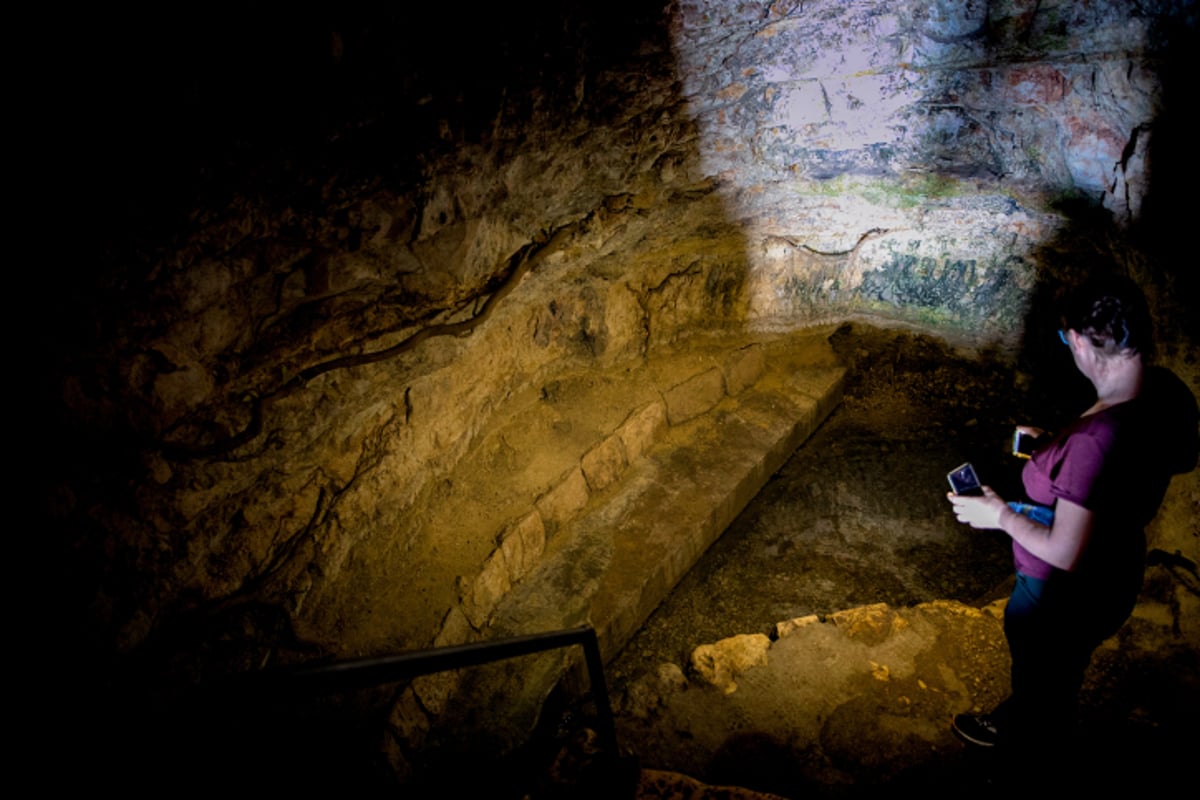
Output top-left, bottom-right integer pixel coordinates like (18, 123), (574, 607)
(997, 567), (1136, 744)
(1005, 570), (1046, 619)
(997, 571), (1087, 741)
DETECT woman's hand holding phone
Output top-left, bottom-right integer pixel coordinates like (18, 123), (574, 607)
(947, 486), (1007, 529)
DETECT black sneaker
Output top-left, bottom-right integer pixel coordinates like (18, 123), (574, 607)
(953, 713), (1000, 747)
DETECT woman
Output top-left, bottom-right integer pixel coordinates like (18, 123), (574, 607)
(947, 277), (1197, 750)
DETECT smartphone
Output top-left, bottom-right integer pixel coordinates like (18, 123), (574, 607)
(947, 462), (983, 496)
(1012, 430), (1036, 459)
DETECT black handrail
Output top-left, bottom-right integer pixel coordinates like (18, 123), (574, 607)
(227, 624), (618, 755)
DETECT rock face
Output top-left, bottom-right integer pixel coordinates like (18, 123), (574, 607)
(671, 0), (1168, 334)
(42, 0), (1198, 783)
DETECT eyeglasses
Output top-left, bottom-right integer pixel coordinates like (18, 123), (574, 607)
(1058, 329), (1070, 347)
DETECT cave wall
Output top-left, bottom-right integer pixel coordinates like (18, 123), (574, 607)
(45, 0), (1196, 695)
(675, 0), (1161, 332)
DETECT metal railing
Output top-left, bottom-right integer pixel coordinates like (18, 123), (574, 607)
(226, 623), (618, 755)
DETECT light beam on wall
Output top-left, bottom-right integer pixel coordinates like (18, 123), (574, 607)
(668, 0), (1157, 341)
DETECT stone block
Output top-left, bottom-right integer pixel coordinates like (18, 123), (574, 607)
(689, 633), (771, 694)
(621, 662), (689, 720)
(460, 549), (512, 629)
(775, 614), (821, 639)
(499, 510), (546, 583)
(434, 604), (473, 648)
(412, 669), (459, 717)
(617, 401), (668, 462)
(535, 466), (590, 534)
(663, 367), (726, 426)
(581, 432), (628, 492)
(789, 366), (846, 426)
(385, 686), (429, 748)
(723, 343), (765, 395)
(829, 602), (907, 646)
(382, 687), (426, 782)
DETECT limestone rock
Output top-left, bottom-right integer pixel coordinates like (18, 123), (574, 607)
(384, 686), (429, 752)
(775, 614), (821, 639)
(828, 603), (909, 646)
(620, 662), (690, 720)
(581, 432), (628, 493)
(724, 344), (766, 396)
(664, 367), (726, 426)
(616, 401), (668, 463)
(618, 599), (1017, 788)
(498, 511), (546, 585)
(690, 633), (771, 694)
(536, 466), (591, 536)
(636, 769), (790, 800)
(459, 548), (512, 630)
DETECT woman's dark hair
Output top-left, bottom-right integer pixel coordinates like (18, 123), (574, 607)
(1061, 275), (1153, 358)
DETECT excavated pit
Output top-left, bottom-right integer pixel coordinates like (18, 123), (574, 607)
(611, 324), (1026, 685)
(599, 324), (1199, 797)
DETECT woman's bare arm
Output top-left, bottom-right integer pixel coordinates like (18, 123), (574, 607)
(947, 487), (1095, 572)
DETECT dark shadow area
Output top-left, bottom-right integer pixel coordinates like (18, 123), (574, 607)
(38, 2), (736, 795)
(1137, 12), (1200, 346)
(67, 2), (661, 247)
(85, 689), (400, 797)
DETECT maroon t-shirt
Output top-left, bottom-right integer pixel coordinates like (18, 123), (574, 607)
(1015, 368), (1196, 599)
(1016, 404), (1136, 581)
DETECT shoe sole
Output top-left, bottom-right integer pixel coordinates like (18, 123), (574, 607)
(952, 721), (997, 748)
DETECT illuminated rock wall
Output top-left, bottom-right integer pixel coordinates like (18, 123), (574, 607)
(671, 0), (1172, 334)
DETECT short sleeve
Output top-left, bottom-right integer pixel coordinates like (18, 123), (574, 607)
(1049, 430), (1108, 510)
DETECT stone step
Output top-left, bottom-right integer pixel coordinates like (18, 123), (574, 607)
(496, 348), (844, 663)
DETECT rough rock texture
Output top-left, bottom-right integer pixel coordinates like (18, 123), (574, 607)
(618, 598), (1013, 789)
(671, 0), (1197, 348)
(40, 1), (1199, 790)
(616, 588), (1199, 794)
(690, 632), (773, 694)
